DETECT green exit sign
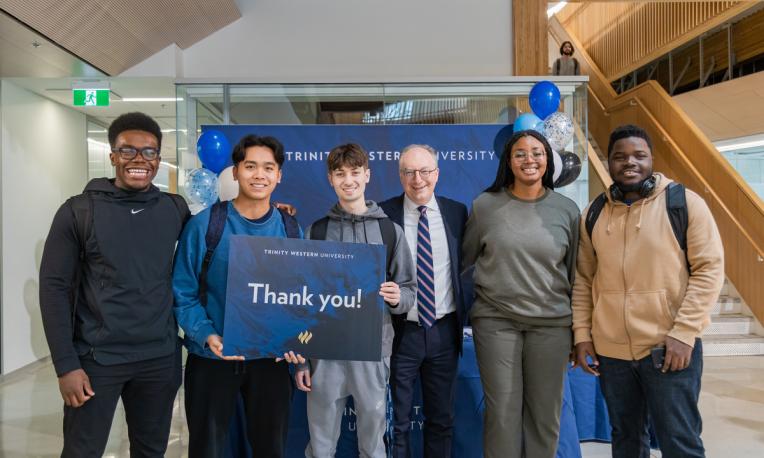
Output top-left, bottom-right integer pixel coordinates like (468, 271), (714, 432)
(73, 89), (109, 107)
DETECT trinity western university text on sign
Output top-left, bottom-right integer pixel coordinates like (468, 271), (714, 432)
(72, 89), (110, 107)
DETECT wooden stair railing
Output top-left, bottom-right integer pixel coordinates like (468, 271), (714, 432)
(551, 17), (764, 326)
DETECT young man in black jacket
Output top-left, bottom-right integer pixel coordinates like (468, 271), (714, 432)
(39, 112), (190, 457)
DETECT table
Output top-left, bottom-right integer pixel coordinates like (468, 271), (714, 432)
(226, 335), (612, 457)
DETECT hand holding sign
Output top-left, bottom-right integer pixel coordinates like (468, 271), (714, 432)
(379, 281), (401, 306)
(207, 334), (244, 361)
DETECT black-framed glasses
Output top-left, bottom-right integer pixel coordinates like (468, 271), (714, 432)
(400, 168), (438, 179)
(111, 146), (160, 161)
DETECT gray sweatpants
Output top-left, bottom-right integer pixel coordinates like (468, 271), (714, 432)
(305, 358), (390, 458)
(472, 316), (572, 458)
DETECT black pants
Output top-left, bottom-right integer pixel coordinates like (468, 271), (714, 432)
(62, 348), (182, 458)
(391, 313), (459, 458)
(184, 354), (293, 458)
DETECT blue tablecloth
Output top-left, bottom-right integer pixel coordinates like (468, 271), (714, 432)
(226, 336), (611, 457)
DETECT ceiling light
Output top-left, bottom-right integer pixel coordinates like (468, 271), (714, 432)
(120, 97), (184, 102)
(716, 140), (764, 152)
(547, 2), (567, 18)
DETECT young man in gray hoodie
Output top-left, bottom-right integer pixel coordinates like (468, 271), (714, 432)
(294, 143), (416, 458)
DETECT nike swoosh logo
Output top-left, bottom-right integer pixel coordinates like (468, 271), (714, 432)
(131, 209), (145, 215)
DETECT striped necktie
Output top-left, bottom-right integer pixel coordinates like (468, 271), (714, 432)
(416, 205), (436, 328)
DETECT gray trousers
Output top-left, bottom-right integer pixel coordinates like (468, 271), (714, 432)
(305, 358), (390, 458)
(472, 316), (572, 458)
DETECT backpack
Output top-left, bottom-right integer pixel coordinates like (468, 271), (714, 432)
(68, 191), (190, 329)
(585, 182), (690, 272)
(309, 216), (396, 281)
(199, 200), (301, 305)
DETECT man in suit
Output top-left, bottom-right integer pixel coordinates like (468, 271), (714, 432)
(379, 144), (469, 458)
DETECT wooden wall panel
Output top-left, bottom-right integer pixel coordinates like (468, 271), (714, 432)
(556, 1), (754, 81)
(513, 0), (548, 75)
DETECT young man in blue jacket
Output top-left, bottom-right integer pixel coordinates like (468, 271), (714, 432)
(173, 134), (301, 457)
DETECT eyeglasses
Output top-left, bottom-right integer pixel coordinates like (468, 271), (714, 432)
(400, 168), (437, 179)
(511, 151), (546, 162)
(111, 146), (160, 161)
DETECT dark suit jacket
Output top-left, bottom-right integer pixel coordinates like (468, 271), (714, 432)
(379, 194), (469, 354)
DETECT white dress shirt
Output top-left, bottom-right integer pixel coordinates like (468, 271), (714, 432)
(403, 194), (456, 322)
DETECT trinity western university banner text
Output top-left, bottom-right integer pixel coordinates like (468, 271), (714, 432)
(203, 124), (509, 227)
(223, 236), (386, 361)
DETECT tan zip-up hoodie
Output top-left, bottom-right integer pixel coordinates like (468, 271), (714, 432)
(572, 173), (724, 360)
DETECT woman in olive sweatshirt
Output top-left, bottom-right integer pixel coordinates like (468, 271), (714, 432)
(463, 130), (580, 458)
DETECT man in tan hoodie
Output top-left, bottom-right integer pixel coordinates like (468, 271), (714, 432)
(572, 124), (724, 458)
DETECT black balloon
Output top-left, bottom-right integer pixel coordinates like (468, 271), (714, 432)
(553, 152), (582, 187)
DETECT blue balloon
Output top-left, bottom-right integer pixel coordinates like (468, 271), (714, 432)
(513, 113), (542, 133)
(186, 168), (219, 208)
(197, 130), (232, 174)
(529, 81), (561, 119)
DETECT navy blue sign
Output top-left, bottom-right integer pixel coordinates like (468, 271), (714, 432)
(203, 124), (510, 227)
(223, 236), (386, 361)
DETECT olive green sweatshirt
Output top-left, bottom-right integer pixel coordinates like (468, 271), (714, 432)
(463, 188), (581, 326)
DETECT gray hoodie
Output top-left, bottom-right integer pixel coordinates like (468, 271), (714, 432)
(307, 201), (416, 358)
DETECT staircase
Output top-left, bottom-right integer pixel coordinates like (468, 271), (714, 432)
(705, 282), (764, 356)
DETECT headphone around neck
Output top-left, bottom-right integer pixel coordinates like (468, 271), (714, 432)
(609, 175), (656, 201)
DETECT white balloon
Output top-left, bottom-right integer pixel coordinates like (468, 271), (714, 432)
(553, 150), (563, 182)
(217, 166), (239, 201)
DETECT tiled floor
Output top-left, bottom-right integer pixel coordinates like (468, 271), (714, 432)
(1, 356), (762, 457)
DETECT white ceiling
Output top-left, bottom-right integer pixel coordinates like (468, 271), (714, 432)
(674, 71), (764, 142)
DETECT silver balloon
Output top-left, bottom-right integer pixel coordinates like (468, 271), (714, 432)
(543, 112), (574, 152)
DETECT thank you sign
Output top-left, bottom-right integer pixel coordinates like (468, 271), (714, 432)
(223, 236), (385, 361)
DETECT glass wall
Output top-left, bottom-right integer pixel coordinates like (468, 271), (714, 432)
(176, 79), (589, 208)
(716, 137), (764, 200)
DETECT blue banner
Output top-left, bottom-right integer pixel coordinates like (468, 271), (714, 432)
(203, 124), (511, 227)
(223, 236), (386, 361)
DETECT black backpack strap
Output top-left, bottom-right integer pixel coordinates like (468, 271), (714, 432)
(308, 217), (330, 241)
(554, 59), (560, 75)
(666, 183), (690, 272)
(277, 207), (301, 239)
(69, 193), (94, 335)
(200, 201), (229, 306)
(378, 217), (396, 281)
(165, 192), (191, 226)
(585, 192), (608, 241)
